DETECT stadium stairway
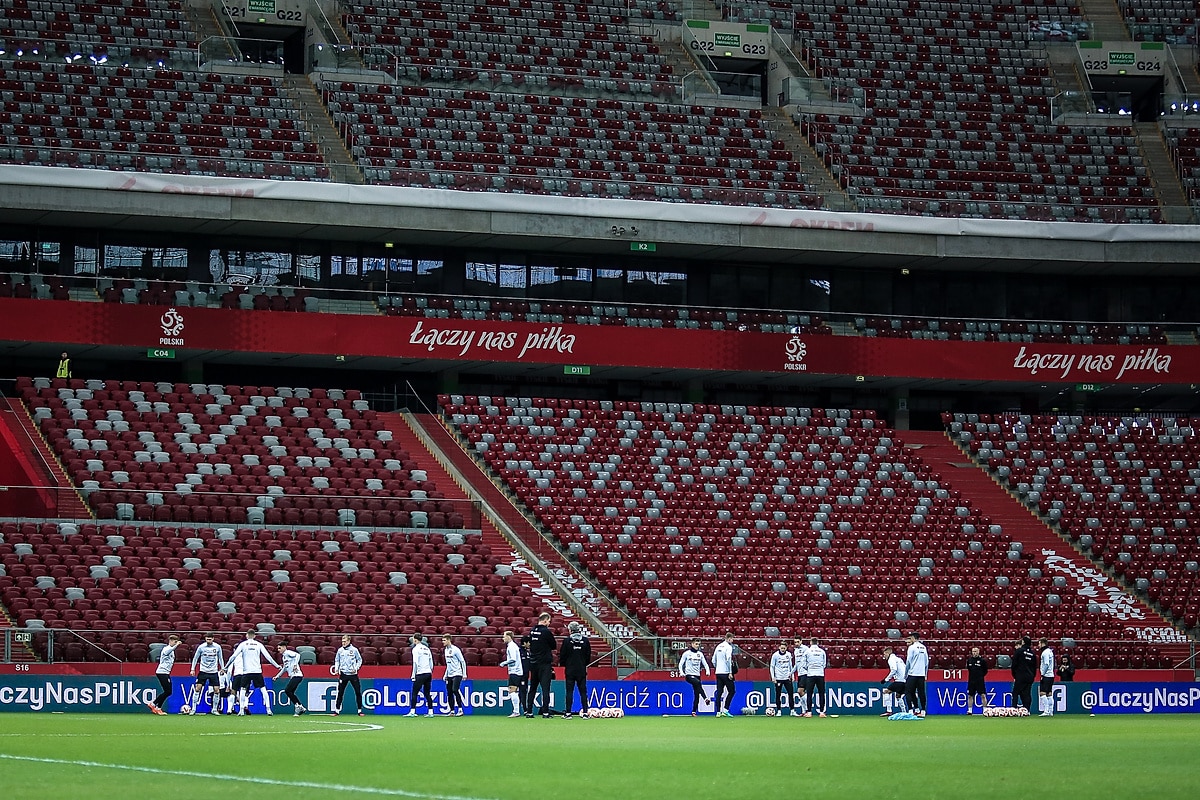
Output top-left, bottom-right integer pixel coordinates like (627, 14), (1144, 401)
(0, 397), (91, 519)
(907, 429), (1178, 636)
(381, 412), (643, 645)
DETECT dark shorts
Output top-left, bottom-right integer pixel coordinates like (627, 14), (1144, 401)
(197, 671), (220, 687)
(967, 679), (987, 695)
(507, 674), (523, 689)
(885, 681), (907, 694)
(243, 672), (266, 689)
(1039, 677), (1055, 694)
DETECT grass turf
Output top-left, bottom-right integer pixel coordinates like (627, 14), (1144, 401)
(1, 712), (1198, 799)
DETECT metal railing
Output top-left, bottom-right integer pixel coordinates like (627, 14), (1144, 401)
(2, 627), (1187, 671)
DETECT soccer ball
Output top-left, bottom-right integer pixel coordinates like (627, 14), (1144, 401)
(764, 707), (777, 717)
(180, 705), (192, 715)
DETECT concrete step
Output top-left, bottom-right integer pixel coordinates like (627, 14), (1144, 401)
(285, 74), (365, 185)
(1134, 121), (1195, 223)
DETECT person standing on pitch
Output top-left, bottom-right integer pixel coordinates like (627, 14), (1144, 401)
(227, 629), (281, 716)
(147, 633), (181, 715)
(712, 632), (737, 718)
(1037, 638), (1056, 717)
(517, 635), (532, 714)
(880, 645), (907, 716)
(769, 641), (797, 717)
(524, 612), (556, 718)
(407, 633), (436, 716)
(331, 633), (365, 716)
(792, 636), (809, 715)
(442, 634), (467, 717)
(558, 621), (591, 719)
(1010, 636), (1037, 714)
(804, 637), (828, 718)
(189, 632), (225, 715)
(904, 632), (929, 718)
(274, 642), (306, 716)
(1057, 650), (1076, 682)
(678, 638), (712, 716)
(499, 630), (524, 718)
(966, 646), (990, 715)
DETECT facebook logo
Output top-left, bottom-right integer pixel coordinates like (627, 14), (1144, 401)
(306, 681), (339, 713)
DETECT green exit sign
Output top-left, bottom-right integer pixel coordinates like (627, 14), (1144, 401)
(147, 348), (176, 359)
(563, 365), (591, 376)
(1075, 383), (1102, 392)
(630, 242), (656, 252)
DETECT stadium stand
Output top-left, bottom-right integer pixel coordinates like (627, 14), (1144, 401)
(440, 395), (1178, 668)
(788, 0), (1161, 221)
(951, 412), (1200, 633)
(0, 519), (540, 665)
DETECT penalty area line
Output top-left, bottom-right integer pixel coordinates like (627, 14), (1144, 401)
(0, 753), (498, 800)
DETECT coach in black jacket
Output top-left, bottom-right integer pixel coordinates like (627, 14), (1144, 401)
(1010, 636), (1038, 713)
(525, 612), (556, 718)
(558, 621), (592, 718)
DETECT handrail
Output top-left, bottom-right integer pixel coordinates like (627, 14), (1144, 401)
(0, 387), (59, 486)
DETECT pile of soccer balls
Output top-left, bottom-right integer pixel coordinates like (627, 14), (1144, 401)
(586, 707), (625, 718)
(982, 706), (1030, 717)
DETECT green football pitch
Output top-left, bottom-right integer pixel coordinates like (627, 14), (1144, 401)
(1, 713), (1197, 799)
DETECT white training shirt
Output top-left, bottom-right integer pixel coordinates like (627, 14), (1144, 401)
(769, 650), (794, 681)
(805, 645), (828, 676)
(1040, 647), (1055, 679)
(793, 645), (809, 679)
(713, 641), (735, 675)
(905, 640), (929, 678)
(191, 641), (225, 674)
(443, 645), (467, 679)
(678, 648), (711, 677)
(276, 649), (303, 679)
(228, 638), (280, 675)
(500, 640), (524, 676)
(156, 642), (179, 675)
(411, 641), (434, 678)
(885, 652), (907, 683)
(333, 644), (363, 675)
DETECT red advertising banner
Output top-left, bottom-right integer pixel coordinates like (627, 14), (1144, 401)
(1, 298), (1194, 385)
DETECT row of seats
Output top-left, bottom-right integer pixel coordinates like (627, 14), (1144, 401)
(381, 294), (831, 333)
(0, 272), (69, 299)
(441, 395), (1169, 666)
(854, 316), (1168, 345)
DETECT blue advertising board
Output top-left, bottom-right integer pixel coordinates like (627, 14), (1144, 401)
(2, 676), (1198, 715)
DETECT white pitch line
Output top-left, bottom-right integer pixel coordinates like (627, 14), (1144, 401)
(0, 753), (499, 800)
(0, 720), (384, 738)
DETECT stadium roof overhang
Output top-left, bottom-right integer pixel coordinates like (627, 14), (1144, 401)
(2, 166), (1200, 277)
